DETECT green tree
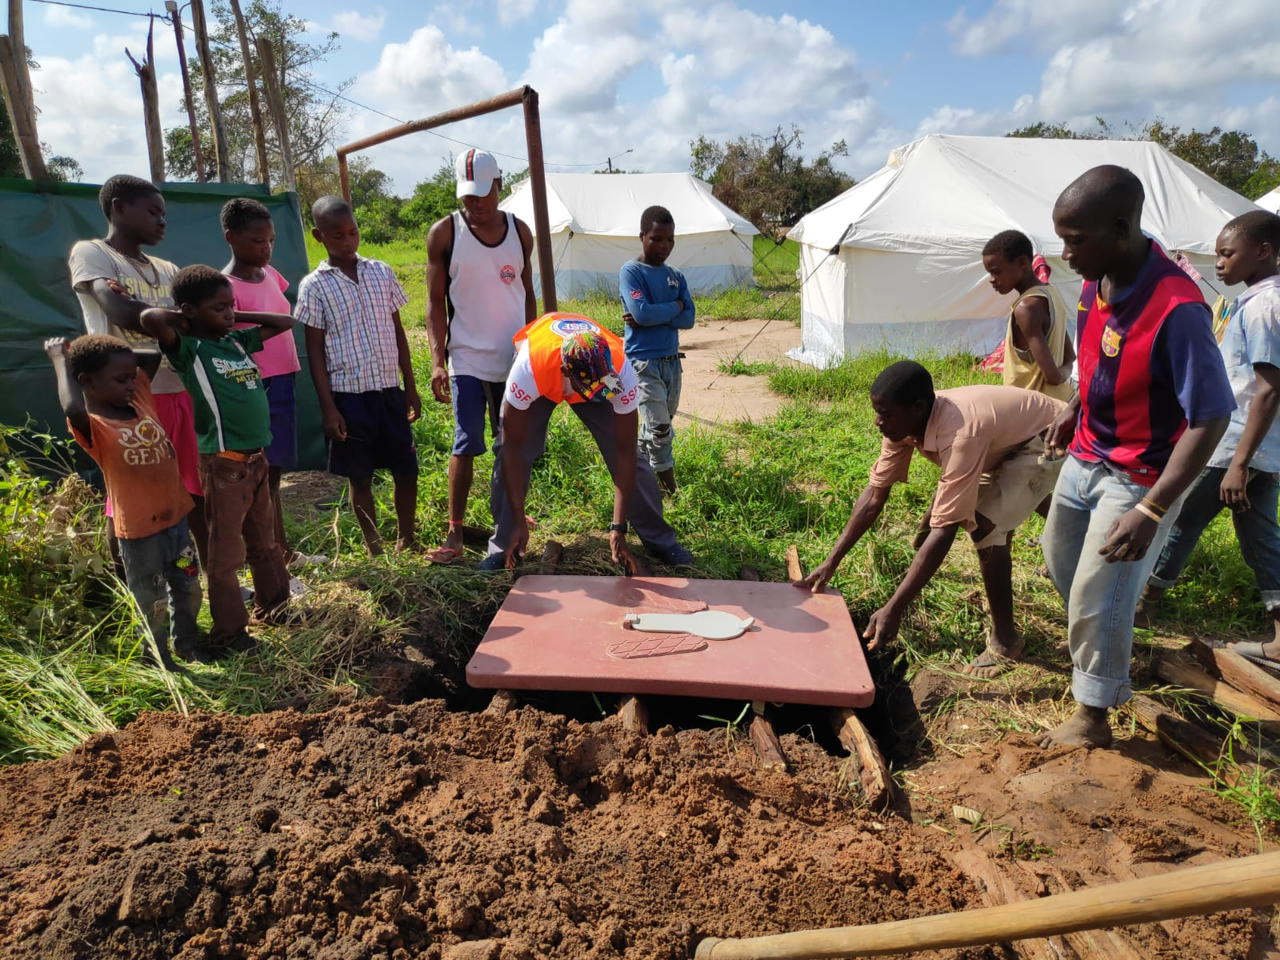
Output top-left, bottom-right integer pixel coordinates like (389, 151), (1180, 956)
(689, 126), (853, 232)
(399, 162), (456, 234)
(1, 51), (82, 181)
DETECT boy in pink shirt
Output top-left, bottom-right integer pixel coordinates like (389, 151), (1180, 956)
(221, 198), (315, 570)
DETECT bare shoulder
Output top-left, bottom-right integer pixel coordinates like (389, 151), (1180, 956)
(426, 215), (454, 255)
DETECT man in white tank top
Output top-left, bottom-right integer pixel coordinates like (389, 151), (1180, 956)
(426, 149), (536, 563)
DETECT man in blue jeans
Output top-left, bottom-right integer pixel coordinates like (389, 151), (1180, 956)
(619, 205), (695, 496)
(1040, 165), (1234, 749)
(1141, 210), (1280, 664)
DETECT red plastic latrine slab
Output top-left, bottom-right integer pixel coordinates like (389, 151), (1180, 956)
(467, 576), (874, 708)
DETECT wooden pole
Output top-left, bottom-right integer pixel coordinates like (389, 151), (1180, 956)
(125, 17), (164, 183)
(166, 0), (206, 182)
(190, 0), (229, 182)
(228, 0), (269, 188)
(254, 35), (295, 193)
(695, 851), (1280, 960)
(520, 87), (557, 311)
(0, 0), (48, 181)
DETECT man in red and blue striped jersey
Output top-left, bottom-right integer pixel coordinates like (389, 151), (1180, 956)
(1039, 165), (1234, 750)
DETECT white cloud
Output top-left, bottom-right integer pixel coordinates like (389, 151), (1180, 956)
(948, 0), (1126, 57)
(497, 0), (538, 26)
(330, 10), (387, 44)
(42, 5), (93, 30)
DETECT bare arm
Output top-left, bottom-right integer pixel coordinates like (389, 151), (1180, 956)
(392, 309), (421, 422)
(235, 310), (293, 341)
(1221, 365), (1280, 510)
(1013, 297), (1067, 386)
(138, 307), (183, 350)
(796, 483), (892, 592)
(305, 325), (346, 442)
(86, 278), (148, 333)
(44, 338), (89, 438)
(425, 217), (452, 403)
(864, 524), (960, 650)
(516, 218), (537, 323)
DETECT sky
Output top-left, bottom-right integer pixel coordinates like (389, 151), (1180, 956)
(20, 0), (1280, 195)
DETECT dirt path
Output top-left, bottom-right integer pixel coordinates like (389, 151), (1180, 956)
(672, 318), (801, 426)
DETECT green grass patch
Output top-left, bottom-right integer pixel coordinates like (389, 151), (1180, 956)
(716, 358), (779, 377)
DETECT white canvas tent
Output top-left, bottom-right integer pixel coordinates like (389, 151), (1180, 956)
(788, 135), (1261, 366)
(1257, 185), (1280, 213)
(500, 172), (758, 299)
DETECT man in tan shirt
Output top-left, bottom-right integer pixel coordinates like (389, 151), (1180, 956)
(797, 361), (1065, 675)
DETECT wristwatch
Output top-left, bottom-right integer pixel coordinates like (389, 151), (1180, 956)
(607, 522), (628, 534)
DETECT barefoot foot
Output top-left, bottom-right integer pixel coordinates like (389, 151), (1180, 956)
(961, 634), (1024, 679)
(1036, 704), (1112, 749)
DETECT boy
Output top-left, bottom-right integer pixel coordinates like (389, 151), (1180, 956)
(140, 265), (293, 654)
(297, 197), (420, 556)
(425, 148), (536, 564)
(486, 312), (693, 571)
(68, 174), (207, 562)
(220, 197), (319, 575)
(1040, 165), (1233, 749)
(795, 362), (1065, 676)
(982, 229), (1075, 402)
(1142, 211), (1280, 666)
(45, 334), (201, 668)
(618, 205), (695, 496)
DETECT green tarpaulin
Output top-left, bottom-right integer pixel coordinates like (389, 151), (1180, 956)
(0, 177), (325, 470)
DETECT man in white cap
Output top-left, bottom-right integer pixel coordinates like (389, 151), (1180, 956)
(425, 148), (536, 564)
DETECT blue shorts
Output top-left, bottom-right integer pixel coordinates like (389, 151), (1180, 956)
(327, 387), (418, 479)
(451, 375), (504, 456)
(263, 373), (298, 471)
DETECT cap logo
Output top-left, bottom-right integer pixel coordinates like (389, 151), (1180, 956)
(465, 149), (475, 181)
(550, 317), (597, 338)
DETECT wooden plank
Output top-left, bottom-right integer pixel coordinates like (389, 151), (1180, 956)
(617, 695), (649, 735)
(949, 849), (1076, 960)
(484, 689), (518, 716)
(1129, 694), (1264, 787)
(829, 707), (894, 813)
(749, 714), (788, 773)
(1153, 651), (1280, 730)
(228, 0), (270, 187)
(1188, 638), (1280, 711)
(785, 544), (804, 582)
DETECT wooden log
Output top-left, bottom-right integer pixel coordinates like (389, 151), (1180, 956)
(1188, 638), (1280, 712)
(125, 17), (165, 183)
(1129, 694), (1264, 787)
(785, 544), (803, 582)
(190, 0), (229, 181)
(618, 695), (649, 735)
(254, 35), (295, 193)
(0, 35), (47, 180)
(165, 0), (206, 181)
(519, 87), (556, 310)
(694, 850), (1280, 960)
(949, 849), (1078, 960)
(228, 0), (270, 188)
(538, 540), (563, 576)
(829, 708), (894, 813)
(1153, 651), (1280, 729)
(485, 689), (518, 716)
(749, 714), (788, 773)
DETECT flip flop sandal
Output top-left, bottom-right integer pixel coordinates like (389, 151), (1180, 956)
(1220, 640), (1280, 673)
(426, 546), (463, 565)
(963, 648), (1017, 677)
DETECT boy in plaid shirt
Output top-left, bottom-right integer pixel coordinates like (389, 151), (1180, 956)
(297, 197), (421, 556)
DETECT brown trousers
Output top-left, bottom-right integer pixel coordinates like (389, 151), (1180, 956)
(199, 453), (290, 642)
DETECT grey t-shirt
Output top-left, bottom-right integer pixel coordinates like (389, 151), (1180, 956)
(67, 239), (184, 394)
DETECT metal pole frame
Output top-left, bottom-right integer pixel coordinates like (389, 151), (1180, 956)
(335, 85), (558, 311)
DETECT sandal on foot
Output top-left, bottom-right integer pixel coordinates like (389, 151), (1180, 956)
(962, 648), (1018, 678)
(426, 546), (463, 565)
(1221, 640), (1280, 673)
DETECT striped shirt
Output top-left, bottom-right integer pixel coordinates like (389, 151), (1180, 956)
(296, 256), (409, 393)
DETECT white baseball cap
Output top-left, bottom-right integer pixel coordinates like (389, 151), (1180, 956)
(455, 148), (500, 199)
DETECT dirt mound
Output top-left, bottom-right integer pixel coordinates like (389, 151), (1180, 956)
(0, 699), (986, 960)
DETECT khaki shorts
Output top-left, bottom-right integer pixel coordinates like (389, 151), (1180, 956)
(972, 435), (1063, 550)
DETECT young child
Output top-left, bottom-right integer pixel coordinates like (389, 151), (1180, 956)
(1142, 211), (1280, 666)
(46, 334), (201, 668)
(297, 196), (420, 556)
(220, 197), (319, 576)
(140, 265), (293, 654)
(67, 174), (207, 563)
(982, 229), (1074, 402)
(424, 148), (535, 564)
(618, 205), (695, 496)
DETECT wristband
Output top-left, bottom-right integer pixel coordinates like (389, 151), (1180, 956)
(1140, 497), (1166, 518)
(1133, 501), (1163, 523)
(607, 522), (628, 534)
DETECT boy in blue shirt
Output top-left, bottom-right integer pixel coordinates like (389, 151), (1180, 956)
(618, 205), (694, 496)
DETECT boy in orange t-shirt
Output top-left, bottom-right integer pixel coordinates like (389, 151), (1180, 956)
(47, 334), (204, 667)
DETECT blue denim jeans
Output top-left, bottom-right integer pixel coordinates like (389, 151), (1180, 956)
(117, 517), (201, 651)
(1149, 466), (1280, 610)
(631, 356), (682, 473)
(1042, 456), (1184, 708)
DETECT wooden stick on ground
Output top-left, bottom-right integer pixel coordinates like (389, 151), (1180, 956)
(1187, 638), (1280, 711)
(750, 714), (788, 773)
(538, 540), (563, 575)
(695, 850), (1280, 960)
(618, 695), (649, 735)
(1153, 651), (1280, 731)
(485, 689), (518, 716)
(1129, 694), (1263, 787)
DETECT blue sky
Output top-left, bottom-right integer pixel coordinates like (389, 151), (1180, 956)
(22, 0), (1280, 194)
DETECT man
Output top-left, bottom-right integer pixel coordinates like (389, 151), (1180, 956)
(482, 312), (694, 571)
(1040, 165), (1234, 749)
(796, 361), (1064, 676)
(426, 149), (536, 564)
